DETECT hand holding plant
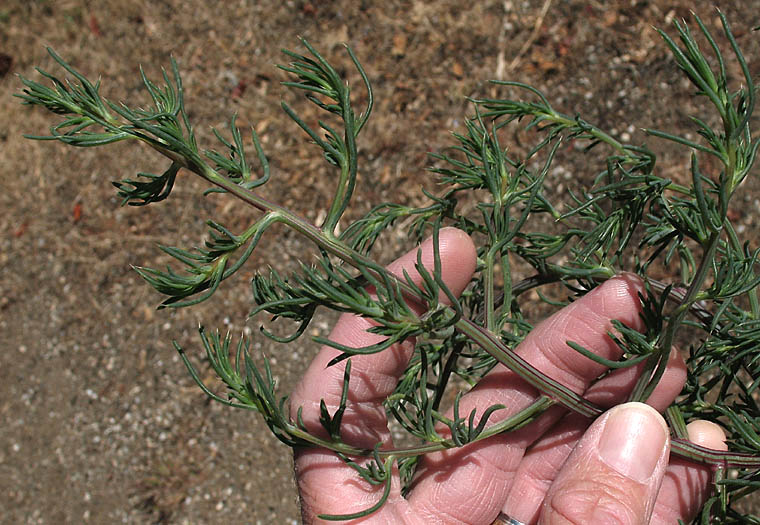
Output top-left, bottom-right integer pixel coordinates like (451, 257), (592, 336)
(17, 10), (760, 523)
(292, 229), (727, 523)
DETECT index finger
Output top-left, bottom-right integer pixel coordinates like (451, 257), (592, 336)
(291, 227), (477, 522)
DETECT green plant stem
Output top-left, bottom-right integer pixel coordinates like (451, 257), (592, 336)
(454, 318), (602, 418)
(159, 141), (610, 419)
(187, 161), (757, 468)
(484, 249), (497, 332)
(631, 230), (722, 403)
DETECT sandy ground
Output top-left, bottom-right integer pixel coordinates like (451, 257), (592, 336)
(2, 1), (760, 523)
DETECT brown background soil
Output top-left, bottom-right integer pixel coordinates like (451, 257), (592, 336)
(3, 1), (760, 523)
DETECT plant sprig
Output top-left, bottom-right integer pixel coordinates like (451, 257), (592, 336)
(17, 10), (760, 522)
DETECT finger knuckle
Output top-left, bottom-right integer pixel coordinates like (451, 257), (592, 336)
(544, 479), (644, 525)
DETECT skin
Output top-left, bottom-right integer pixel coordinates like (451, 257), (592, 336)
(290, 228), (727, 524)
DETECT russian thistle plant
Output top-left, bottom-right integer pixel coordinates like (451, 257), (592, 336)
(16, 11), (760, 523)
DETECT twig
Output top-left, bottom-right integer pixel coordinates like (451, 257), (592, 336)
(506, 0), (553, 74)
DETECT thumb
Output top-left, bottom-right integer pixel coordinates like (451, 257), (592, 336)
(540, 402), (670, 525)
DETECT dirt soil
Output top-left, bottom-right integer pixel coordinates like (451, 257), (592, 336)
(3, 1), (760, 523)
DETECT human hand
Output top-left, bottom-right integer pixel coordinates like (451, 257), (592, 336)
(290, 228), (727, 524)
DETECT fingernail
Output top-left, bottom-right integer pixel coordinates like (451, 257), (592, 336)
(597, 402), (668, 483)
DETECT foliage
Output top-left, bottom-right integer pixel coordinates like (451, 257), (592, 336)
(17, 11), (760, 523)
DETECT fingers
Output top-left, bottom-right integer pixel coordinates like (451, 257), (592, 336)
(536, 407), (729, 525)
(291, 228), (477, 522)
(539, 402), (671, 525)
(407, 275), (646, 524)
(503, 348), (687, 523)
(650, 420), (727, 524)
